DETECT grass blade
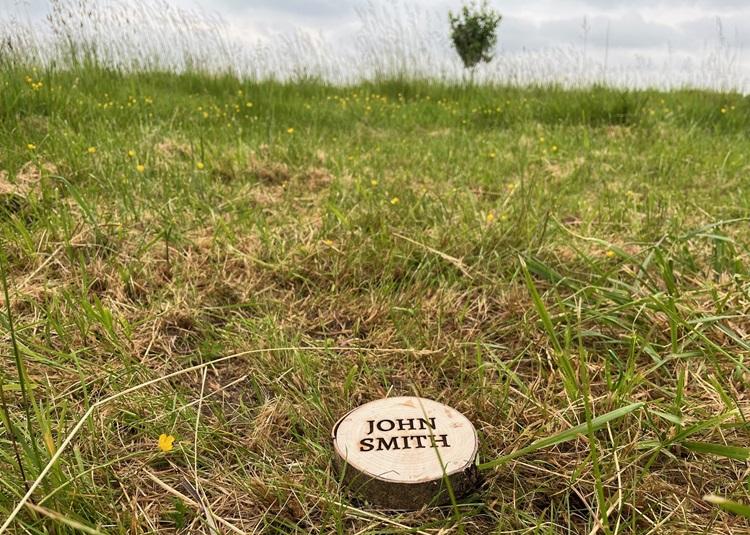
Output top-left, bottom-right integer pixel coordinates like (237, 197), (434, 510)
(520, 256), (578, 398)
(25, 503), (105, 534)
(704, 495), (750, 518)
(0, 251), (43, 478)
(520, 256), (562, 354)
(479, 402), (644, 470)
(683, 441), (750, 461)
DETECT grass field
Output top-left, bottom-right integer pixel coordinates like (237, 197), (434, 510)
(1, 64), (750, 533)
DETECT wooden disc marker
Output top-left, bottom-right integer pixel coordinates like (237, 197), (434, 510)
(332, 396), (479, 509)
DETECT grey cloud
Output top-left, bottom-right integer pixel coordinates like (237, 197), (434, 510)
(573, 0), (750, 8)
(192, 0), (362, 19)
(585, 12), (683, 48)
(1, 0), (49, 17)
(680, 15), (750, 42)
(496, 11), (710, 51)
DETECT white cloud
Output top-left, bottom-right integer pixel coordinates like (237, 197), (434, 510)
(178, 0), (747, 54)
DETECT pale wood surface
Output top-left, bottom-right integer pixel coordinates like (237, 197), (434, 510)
(332, 396), (478, 508)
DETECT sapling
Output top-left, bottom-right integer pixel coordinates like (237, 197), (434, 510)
(449, 1), (502, 79)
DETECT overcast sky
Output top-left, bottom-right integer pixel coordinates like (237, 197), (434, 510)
(183, 0), (745, 49)
(4, 0), (749, 89)
(7, 0), (748, 49)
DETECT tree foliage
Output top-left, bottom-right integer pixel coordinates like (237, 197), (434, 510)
(449, 1), (502, 70)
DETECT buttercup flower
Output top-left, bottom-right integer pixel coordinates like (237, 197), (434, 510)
(158, 434), (175, 452)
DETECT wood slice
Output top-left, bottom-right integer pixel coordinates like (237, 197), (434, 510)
(332, 396), (479, 510)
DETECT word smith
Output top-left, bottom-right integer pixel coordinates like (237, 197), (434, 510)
(359, 417), (451, 452)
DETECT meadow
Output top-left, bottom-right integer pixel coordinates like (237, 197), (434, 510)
(1, 61), (750, 533)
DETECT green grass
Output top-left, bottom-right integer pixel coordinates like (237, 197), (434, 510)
(1, 64), (750, 533)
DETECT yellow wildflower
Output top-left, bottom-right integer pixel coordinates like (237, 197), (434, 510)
(127, 150), (136, 158)
(87, 146), (97, 154)
(551, 145), (558, 152)
(390, 197), (400, 205)
(605, 250), (615, 258)
(370, 179), (378, 187)
(486, 212), (495, 223)
(136, 164), (145, 173)
(196, 162), (205, 170)
(158, 434), (175, 452)
(287, 127), (295, 134)
(27, 143), (36, 150)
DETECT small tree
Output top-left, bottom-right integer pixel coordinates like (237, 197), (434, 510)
(449, 1), (502, 72)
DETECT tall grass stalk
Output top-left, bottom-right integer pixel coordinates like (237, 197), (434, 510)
(1, 0), (747, 91)
(0, 348), (29, 492)
(0, 252), (43, 478)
